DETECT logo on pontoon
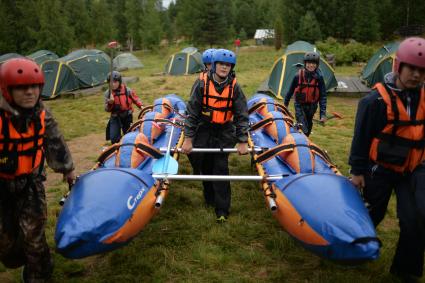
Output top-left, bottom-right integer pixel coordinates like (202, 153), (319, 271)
(127, 187), (146, 210)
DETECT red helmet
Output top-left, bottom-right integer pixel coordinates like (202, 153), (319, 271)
(393, 37), (425, 74)
(0, 58), (44, 103)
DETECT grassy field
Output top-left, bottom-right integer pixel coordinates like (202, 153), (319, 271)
(0, 46), (405, 282)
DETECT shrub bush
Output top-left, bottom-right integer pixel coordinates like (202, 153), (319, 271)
(316, 37), (377, 65)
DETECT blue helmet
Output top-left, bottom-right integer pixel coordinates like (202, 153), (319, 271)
(202, 49), (215, 65)
(211, 49), (236, 73)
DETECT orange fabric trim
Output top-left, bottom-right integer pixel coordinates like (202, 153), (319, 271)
(273, 188), (328, 246)
(103, 185), (158, 244)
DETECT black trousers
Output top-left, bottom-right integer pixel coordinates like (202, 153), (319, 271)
(363, 164), (425, 277)
(191, 123), (236, 217)
(294, 102), (318, 136)
(107, 112), (133, 144)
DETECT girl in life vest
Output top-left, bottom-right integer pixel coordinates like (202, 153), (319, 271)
(0, 58), (75, 282)
(181, 49), (249, 223)
(349, 37), (425, 281)
(104, 70), (143, 144)
(284, 52), (327, 136)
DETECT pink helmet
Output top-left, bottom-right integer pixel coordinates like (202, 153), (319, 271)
(0, 58), (44, 103)
(393, 37), (425, 74)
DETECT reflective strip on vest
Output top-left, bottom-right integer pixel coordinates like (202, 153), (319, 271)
(369, 83), (425, 173)
(0, 110), (45, 178)
(201, 72), (236, 124)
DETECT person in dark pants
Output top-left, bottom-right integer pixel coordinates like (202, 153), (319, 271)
(187, 48), (216, 177)
(284, 52), (327, 136)
(349, 37), (425, 282)
(104, 71), (143, 144)
(181, 49), (249, 223)
(0, 58), (75, 282)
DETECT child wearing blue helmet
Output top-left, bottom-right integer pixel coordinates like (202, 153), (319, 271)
(202, 48), (215, 71)
(181, 49), (249, 223)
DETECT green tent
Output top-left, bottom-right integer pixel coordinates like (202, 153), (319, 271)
(27, 50), (59, 65)
(164, 47), (203, 75)
(0, 53), (24, 64)
(41, 49), (110, 99)
(360, 42), (399, 87)
(113, 53), (144, 71)
(259, 41), (337, 100)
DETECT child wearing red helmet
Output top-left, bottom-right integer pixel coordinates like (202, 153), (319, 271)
(0, 58), (75, 282)
(349, 37), (425, 281)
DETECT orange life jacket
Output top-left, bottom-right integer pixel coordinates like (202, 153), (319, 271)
(369, 83), (425, 173)
(112, 84), (133, 112)
(200, 72), (237, 124)
(0, 110), (45, 179)
(294, 69), (320, 104)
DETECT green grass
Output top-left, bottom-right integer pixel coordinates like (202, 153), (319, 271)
(0, 46), (406, 283)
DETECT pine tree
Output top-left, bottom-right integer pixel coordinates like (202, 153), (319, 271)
(125, 0), (143, 50)
(194, 0), (228, 46)
(175, 0), (200, 40)
(234, 1), (257, 37)
(90, 0), (115, 46)
(141, 0), (164, 49)
(353, 0), (380, 42)
(281, 0), (303, 43)
(111, 0), (128, 45)
(36, 0), (73, 56)
(297, 11), (322, 43)
(238, 28), (247, 41)
(274, 17), (283, 50)
(0, 1), (18, 53)
(63, 0), (92, 47)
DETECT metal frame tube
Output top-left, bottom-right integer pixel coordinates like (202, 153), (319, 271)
(152, 174), (287, 181)
(159, 147), (265, 153)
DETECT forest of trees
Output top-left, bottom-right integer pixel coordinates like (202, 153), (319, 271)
(1, 0), (424, 56)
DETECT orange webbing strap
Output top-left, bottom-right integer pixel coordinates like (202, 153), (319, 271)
(96, 142), (163, 166)
(128, 118), (184, 133)
(127, 119), (144, 132)
(255, 143), (296, 164)
(247, 134), (277, 200)
(255, 141), (337, 169)
(250, 116), (293, 131)
(309, 143), (340, 174)
(248, 101), (294, 119)
(138, 105), (154, 119)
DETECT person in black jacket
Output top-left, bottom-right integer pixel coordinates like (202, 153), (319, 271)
(349, 37), (425, 282)
(181, 49), (249, 223)
(284, 52), (327, 136)
(0, 58), (75, 283)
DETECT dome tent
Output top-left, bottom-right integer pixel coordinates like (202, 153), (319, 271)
(360, 42), (399, 87)
(113, 53), (144, 71)
(41, 49), (110, 99)
(27, 50), (59, 65)
(258, 41), (337, 99)
(164, 47), (203, 75)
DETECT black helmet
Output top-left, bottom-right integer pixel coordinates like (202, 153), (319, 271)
(303, 52), (320, 65)
(107, 71), (122, 83)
